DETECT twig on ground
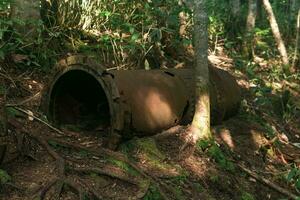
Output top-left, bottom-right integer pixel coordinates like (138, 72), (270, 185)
(290, 143), (300, 150)
(238, 164), (299, 200)
(6, 92), (41, 107)
(0, 72), (17, 87)
(6, 106), (64, 135)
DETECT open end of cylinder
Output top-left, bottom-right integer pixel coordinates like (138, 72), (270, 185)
(49, 70), (110, 131)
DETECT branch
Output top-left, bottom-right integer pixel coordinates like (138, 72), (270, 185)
(6, 106), (64, 135)
(238, 164), (299, 200)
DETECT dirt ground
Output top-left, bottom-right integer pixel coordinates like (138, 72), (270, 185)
(0, 58), (300, 200)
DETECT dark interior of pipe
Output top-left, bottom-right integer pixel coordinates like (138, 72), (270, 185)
(49, 70), (110, 131)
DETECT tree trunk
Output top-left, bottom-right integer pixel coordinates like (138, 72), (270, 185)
(247, 0), (257, 33)
(10, 0), (41, 39)
(178, 0), (188, 37)
(290, 0), (299, 19)
(262, 0), (289, 66)
(244, 0), (257, 57)
(190, 0), (211, 141)
(257, 0), (263, 20)
(292, 9), (300, 70)
(231, 0), (241, 17)
(154, 0), (210, 159)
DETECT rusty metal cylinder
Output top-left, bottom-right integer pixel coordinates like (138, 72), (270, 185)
(43, 56), (241, 137)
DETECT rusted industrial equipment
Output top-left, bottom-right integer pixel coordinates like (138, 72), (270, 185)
(42, 56), (241, 138)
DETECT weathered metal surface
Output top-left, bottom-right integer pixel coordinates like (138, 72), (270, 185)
(43, 56), (241, 138)
(110, 70), (189, 136)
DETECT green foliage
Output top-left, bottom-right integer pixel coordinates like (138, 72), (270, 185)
(167, 175), (188, 200)
(106, 157), (139, 176)
(197, 140), (235, 172)
(5, 107), (23, 118)
(0, 14), (63, 70)
(1, 0), (298, 70)
(143, 185), (162, 200)
(0, 169), (11, 185)
(286, 165), (300, 192)
(241, 192), (255, 200)
(40, 0), (191, 68)
(0, 85), (5, 96)
(119, 137), (182, 173)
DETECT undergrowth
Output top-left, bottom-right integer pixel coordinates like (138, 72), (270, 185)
(197, 139), (235, 172)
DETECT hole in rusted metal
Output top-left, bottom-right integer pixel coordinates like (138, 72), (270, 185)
(49, 70), (110, 131)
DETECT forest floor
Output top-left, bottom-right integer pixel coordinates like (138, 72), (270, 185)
(0, 55), (300, 200)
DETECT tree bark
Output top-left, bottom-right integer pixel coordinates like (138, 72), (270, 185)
(292, 9), (300, 70)
(178, 0), (188, 37)
(154, 0), (210, 160)
(10, 0), (41, 39)
(262, 0), (289, 66)
(190, 0), (211, 141)
(247, 0), (257, 33)
(244, 0), (257, 57)
(231, 0), (241, 17)
(290, 0), (299, 19)
(257, 0), (263, 20)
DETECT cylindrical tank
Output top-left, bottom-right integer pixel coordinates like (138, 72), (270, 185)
(42, 56), (241, 138)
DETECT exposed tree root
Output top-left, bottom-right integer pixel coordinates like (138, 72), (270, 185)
(7, 118), (173, 200)
(154, 125), (198, 160)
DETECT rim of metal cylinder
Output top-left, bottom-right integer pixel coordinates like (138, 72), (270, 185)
(44, 61), (124, 135)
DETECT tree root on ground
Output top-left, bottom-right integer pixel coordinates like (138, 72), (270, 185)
(7, 118), (174, 200)
(154, 125), (199, 161)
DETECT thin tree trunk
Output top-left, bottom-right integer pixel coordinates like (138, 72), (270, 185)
(155, 0), (210, 159)
(244, 0), (257, 58)
(231, 0), (241, 17)
(290, 0), (299, 18)
(247, 0), (257, 33)
(191, 0), (211, 141)
(262, 0), (289, 66)
(257, 0), (262, 20)
(178, 0), (188, 37)
(10, 0), (41, 38)
(292, 9), (300, 70)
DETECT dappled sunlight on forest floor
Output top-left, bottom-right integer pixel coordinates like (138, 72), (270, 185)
(1, 53), (300, 199)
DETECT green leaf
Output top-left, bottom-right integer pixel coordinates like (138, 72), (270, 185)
(129, 26), (135, 34)
(0, 50), (4, 60)
(287, 168), (297, 182)
(296, 179), (300, 190)
(5, 107), (23, 118)
(99, 11), (112, 18)
(0, 85), (5, 95)
(131, 33), (139, 42)
(0, 169), (11, 184)
(101, 35), (110, 42)
(48, 140), (58, 148)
